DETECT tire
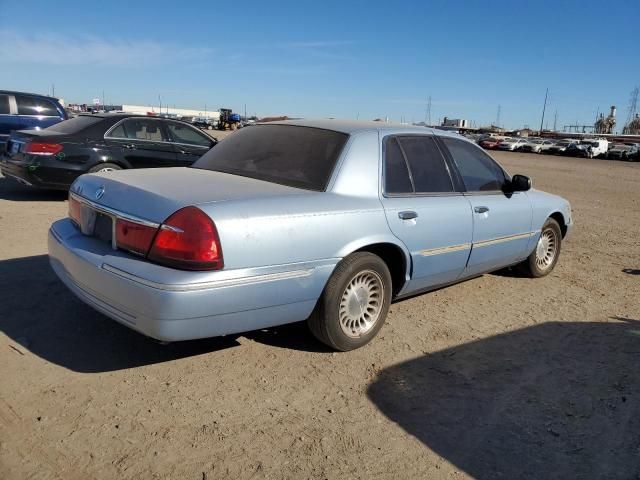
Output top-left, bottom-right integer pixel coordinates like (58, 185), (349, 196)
(88, 162), (122, 174)
(308, 252), (392, 351)
(519, 218), (562, 278)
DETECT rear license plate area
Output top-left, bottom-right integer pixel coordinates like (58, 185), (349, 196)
(93, 213), (113, 245)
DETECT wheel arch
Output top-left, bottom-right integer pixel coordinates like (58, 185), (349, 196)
(549, 211), (568, 238)
(338, 240), (411, 297)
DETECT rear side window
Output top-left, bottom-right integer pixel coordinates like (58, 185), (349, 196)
(383, 137), (412, 194)
(397, 136), (453, 193)
(0, 94), (9, 114)
(45, 116), (102, 134)
(16, 95), (59, 116)
(193, 125), (348, 191)
(383, 135), (453, 194)
(166, 121), (211, 146)
(110, 119), (166, 141)
(441, 137), (506, 191)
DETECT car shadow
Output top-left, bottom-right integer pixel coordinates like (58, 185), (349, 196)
(0, 176), (67, 201)
(0, 255), (328, 372)
(622, 268), (640, 276)
(367, 319), (640, 479)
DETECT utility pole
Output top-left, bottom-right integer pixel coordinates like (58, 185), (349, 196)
(51, 83), (55, 97)
(539, 88), (549, 133)
(496, 105), (501, 128)
(102, 90), (105, 109)
(158, 94), (162, 114)
(553, 110), (558, 131)
(244, 103), (247, 120)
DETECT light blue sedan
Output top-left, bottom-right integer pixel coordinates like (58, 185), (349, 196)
(48, 120), (572, 351)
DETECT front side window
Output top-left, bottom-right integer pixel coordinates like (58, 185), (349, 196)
(193, 125), (348, 191)
(16, 95), (59, 116)
(110, 119), (166, 142)
(441, 137), (506, 192)
(166, 121), (212, 146)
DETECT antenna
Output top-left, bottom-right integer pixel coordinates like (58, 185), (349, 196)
(425, 96), (432, 125)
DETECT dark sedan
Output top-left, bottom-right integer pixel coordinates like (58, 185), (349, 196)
(1, 114), (218, 189)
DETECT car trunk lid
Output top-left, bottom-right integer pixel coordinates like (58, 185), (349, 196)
(71, 166), (309, 224)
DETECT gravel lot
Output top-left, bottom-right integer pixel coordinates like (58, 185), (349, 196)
(1, 151), (639, 479)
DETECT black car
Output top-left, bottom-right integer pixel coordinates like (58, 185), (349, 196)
(0, 114), (218, 189)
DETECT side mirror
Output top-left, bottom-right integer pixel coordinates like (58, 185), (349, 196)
(506, 174), (531, 192)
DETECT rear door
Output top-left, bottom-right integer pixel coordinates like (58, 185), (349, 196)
(380, 134), (473, 293)
(105, 118), (177, 168)
(164, 120), (215, 166)
(439, 136), (533, 276)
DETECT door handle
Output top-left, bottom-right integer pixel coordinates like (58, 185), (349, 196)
(123, 144), (136, 149)
(474, 206), (489, 214)
(398, 211), (418, 220)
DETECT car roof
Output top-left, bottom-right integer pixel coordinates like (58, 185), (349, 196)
(265, 118), (465, 140)
(0, 90), (61, 102)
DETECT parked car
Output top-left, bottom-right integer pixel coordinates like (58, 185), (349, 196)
(191, 117), (217, 130)
(48, 121), (572, 351)
(606, 143), (639, 160)
(545, 140), (574, 155)
(497, 138), (528, 151)
(565, 139), (609, 158)
(0, 90), (68, 151)
(1, 114), (217, 189)
(479, 137), (504, 149)
(521, 139), (555, 154)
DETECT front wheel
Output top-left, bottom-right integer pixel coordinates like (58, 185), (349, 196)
(308, 252), (392, 351)
(519, 218), (562, 278)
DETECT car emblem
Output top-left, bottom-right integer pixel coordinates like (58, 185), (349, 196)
(95, 186), (105, 200)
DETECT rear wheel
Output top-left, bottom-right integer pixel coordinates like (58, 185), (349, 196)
(519, 218), (562, 278)
(308, 252), (392, 351)
(88, 162), (122, 173)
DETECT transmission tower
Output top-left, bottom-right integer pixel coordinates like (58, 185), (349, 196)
(425, 96), (432, 125)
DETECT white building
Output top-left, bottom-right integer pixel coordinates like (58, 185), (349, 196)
(121, 105), (220, 120)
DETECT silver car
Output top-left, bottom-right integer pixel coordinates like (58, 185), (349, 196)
(49, 120), (572, 351)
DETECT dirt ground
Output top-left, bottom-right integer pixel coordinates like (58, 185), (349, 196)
(0, 151), (639, 479)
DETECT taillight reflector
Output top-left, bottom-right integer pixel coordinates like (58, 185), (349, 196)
(115, 219), (157, 256)
(148, 206), (223, 271)
(69, 195), (81, 226)
(25, 142), (63, 155)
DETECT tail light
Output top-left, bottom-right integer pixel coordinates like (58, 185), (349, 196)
(148, 206), (223, 271)
(68, 195), (81, 225)
(115, 219), (157, 256)
(25, 142), (63, 156)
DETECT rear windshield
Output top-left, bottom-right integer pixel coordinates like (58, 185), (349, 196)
(192, 124), (349, 191)
(45, 115), (103, 134)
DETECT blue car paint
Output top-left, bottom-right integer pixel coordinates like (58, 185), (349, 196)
(48, 120), (572, 342)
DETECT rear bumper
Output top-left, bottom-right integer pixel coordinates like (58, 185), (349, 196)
(0, 157), (82, 189)
(48, 219), (336, 341)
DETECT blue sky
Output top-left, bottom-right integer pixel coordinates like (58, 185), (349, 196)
(1, 0), (638, 130)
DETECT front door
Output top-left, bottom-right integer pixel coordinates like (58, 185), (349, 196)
(105, 118), (177, 168)
(380, 134), (473, 293)
(165, 121), (215, 166)
(438, 136), (533, 276)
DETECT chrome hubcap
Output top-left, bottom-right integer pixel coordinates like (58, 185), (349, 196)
(536, 228), (557, 269)
(97, 167), (116, 173)
(339, 270), (384, 338)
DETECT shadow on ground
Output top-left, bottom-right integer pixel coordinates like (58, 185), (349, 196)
(0, 255), (324, 373)
(622, 268), (640, 276)
(0, 176), (67, 201)
(368, 320), (640, 479)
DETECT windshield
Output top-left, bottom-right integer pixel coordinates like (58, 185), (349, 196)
(192, 124), (349, 191)
(44, 115), (102, 134)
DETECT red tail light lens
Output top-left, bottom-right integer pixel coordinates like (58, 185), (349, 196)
(115, 219), (157, 256)
(25, 142), (63, 156)
(148, 206), (223, 271)
(69, 195), (81, 226)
